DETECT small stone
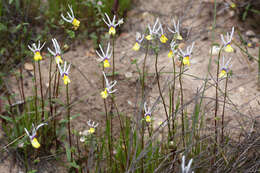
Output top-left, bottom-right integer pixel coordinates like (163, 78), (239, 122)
(178, 43), (185, 49)
(252, 37), (259, 43)
(127, 100), (133, 106)
(24, 63), (34, 71)
(245, 30), (255, 37)
(125, 72), (133, 78)
(238, 87), (244, 92)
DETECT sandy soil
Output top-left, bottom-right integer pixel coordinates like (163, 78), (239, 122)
(1, 0), (259, 172)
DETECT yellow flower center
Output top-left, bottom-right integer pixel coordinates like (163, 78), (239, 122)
(34, 51), (42, 61)
(230, 3), (236, 8)
(183, 56), (190, 66)
(109, 26), (116, 35)
(168, 50), (173, 58)
(175, 33), (183, 40)
(31, 138), (40, 149)
(63, 74), (71, 85)
(160, 34), (168, 43)
(145, 115), (151, 123)
(88, 128), (95, 134)
(101, 88), (108, 99)
(224, 44), (234, 53)
(72, 18), (80, 30)
(219, 69), (227, 78)
(103, 59), (110, 68)
(132, 42), (140, 51)
(145, 34), (152, 41)
(55, 55), (63, 65)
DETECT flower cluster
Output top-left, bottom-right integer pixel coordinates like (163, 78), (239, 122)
(219, 56), (232, 78)
(100, 72), (117, 99)
(24, 123), (47, 148)
(28, 41), (45, 61)
(146, 18), (168, 43)
(168, 19), (183, 40)
(61, 5), (80, 30)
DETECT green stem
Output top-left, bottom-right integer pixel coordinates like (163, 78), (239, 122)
(179, 61), (185, 147)
(66, 84), (72, 160)
(38, 61), (44, 120)
(221, 74), (229, 144)
(33, 62), (38, 123)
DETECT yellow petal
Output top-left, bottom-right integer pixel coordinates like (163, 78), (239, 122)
(88, 128), (95, 134)
(168, 50), (173, 58)
(72, 18), (80, 30)
(160, 34), (168, 43)
(109, 27), (116, 35)
(100, 89), (108, 99)
(34, 52), (42, 61)
(55, 55), (63, 65)
(63, 74), (71, 85)
(219, 70), (227, 78)
(145, 115), (151, 123)
(132, 42), (140, 51)
(183, 56), (190, 66)
(104, 59), (110, 68)
(224, 44), (234, 53)
(176, 34), (183, 40)
(145, 35), (152, 40)
(230, 3), (236, 8)
(31, 138), (40, 149)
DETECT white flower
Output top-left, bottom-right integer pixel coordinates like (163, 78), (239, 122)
(219, 56), (232, 78)
(28, 41), (46, 61)
(58, 61), (71, 85)
(145, 18), (161, 40)
(181, 156), (194, 173)
(100, 72), (117, 99)
(168, 40), (178, 58)
(132, 32), (144, 51)
(96, 43), (112, 68)
(178, 42), (195, 66)
(47, 38), (63, 65)
(221, 26), (235, 52)
(144, 102), (152, 123)
(87, 120), (99, 134)
(103, 13), (123, 35)
(61, 5), (80, 30)
(168, 19), (183, 40)
(24, 123), (47, 148)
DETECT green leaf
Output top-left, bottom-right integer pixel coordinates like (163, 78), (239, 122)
(9, 0), (14, 4)
(70, 161), (80, 169)
(0, 115), (14, 123)
(0, 23), (7, 31)
(65, 143), (71, 162)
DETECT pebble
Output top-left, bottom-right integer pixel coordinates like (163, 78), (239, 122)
(238, 87), (244, 93)
(125, 72), (133, 78)
(245, 30), (255, 37)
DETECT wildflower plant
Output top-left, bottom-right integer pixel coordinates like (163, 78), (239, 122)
(96, 43), (112, 68)
(58, 61), (71, 85)
(87, 120), (99, 134)
(158, 23), (168, 43)
(219, 56), (232, 78)
(221, 26), (235, 53)
(103, 13), (124, 36)
(100, 71), (117, 99)
(24, 123), (48, 149)
(181, 156), (194, 173)
(179, 42), (195, 66)
(47, 38), (63, 65)
(144, 102), (152, 123)
(28, 41), (46, 61)
(61, 5), (80, 30)
(168, 19), (183, 40)
(132, 32), (144, 51)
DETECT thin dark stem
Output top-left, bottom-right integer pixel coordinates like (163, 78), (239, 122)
(155, 52), (171, 138)
(66, 84), (72, 160)
(179, 61), (185, 147)
(19, 65), (26, 105)
(33, 62), (38, 123)
(112, 35), (115, 81)
(49, 58), (53, 118)
(221, 74), (228, 144)
(142, 41), (149, 99)
(38, 61), (44, 120)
